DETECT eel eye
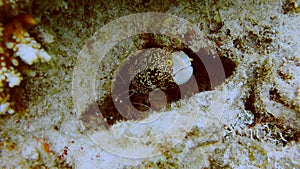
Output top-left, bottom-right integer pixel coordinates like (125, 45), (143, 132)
(172, 51), (193, 85)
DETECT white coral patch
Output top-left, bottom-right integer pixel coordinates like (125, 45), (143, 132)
(21, 145), (40, 160)
(15, 43), (51, 65)
(0, 103), (9, 114)
(16, 44), (38, 65)
(4, 71), (22, 87)
(37, 49), (51, 62)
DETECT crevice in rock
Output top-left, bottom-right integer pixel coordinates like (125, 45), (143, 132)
(87, 33), (237, 126)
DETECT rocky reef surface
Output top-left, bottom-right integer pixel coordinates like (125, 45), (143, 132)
(0, 0), (299, 168)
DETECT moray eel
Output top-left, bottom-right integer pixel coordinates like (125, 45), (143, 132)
(114, 48), (193, 94)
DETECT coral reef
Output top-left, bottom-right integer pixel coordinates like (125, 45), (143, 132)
(0, 1), (51, 115)
(0, 0), (299, 168)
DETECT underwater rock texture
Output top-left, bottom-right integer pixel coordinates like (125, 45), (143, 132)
(0, 0), (299, 168)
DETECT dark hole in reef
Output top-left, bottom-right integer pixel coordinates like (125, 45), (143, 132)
(89, 33), (237, 126)
(244, 87), (256, 115)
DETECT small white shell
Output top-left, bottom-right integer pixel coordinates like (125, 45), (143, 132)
(172, 51), (193, 85)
